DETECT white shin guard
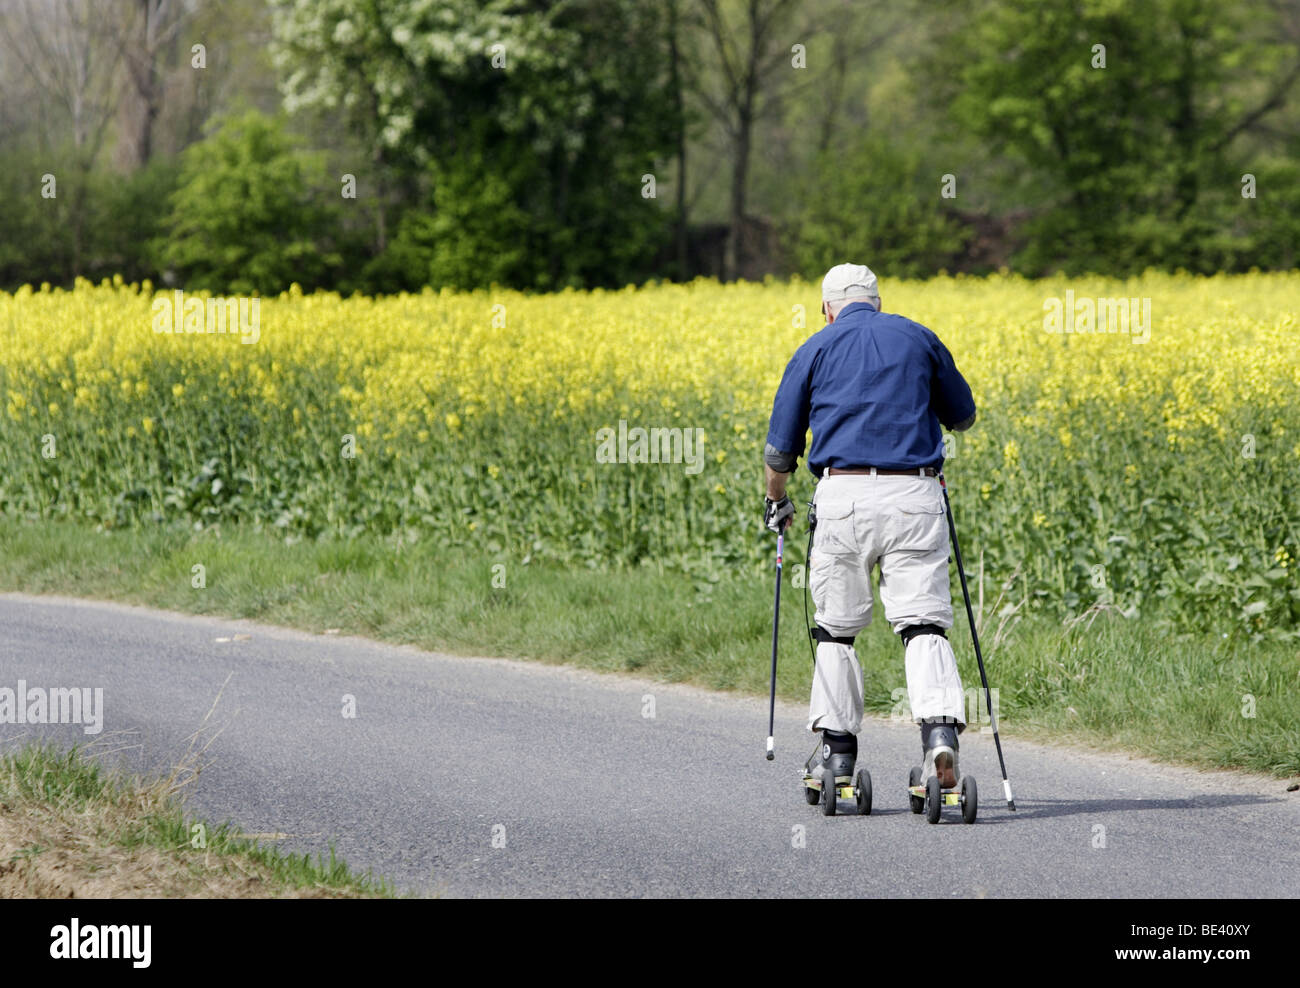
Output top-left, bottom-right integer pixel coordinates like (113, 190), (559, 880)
(905, 633), (966, 726)
(806, 640), (863, 735)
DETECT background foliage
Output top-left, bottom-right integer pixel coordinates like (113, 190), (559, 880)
(2, 273), (1296, 641)
(1, 0), (1298, 291)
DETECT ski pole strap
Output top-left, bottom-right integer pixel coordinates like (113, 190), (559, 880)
(810, 626), (856, 646)
(898, 623), (948, 647)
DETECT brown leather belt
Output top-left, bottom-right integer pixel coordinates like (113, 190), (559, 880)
(825, 466), (938, 477)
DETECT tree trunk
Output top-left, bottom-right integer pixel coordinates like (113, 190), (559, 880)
(668, 0), (688, 280)
(116, 0), (165, 169)
(726, 111), (751, 281)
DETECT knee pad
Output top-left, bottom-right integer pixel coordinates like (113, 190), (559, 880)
(899, 623), (947, 648)
(811, 626), (856, 647)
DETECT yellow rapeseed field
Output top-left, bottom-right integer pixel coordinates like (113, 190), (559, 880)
(0, 272), (1296, 634)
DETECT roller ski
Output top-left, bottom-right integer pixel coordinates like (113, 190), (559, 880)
(801, 730), (871, 816)
(908, 719), (976, 824)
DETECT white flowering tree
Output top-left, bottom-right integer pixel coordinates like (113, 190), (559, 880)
(269, 0), (679, 289)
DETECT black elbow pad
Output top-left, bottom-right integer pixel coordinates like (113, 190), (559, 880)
(764, 443), (798, 473)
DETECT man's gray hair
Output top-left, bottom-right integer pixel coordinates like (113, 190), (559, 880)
(826, 295), (880, 317)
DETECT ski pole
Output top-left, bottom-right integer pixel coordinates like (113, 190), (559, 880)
(940, 475), (1016, 811)
(766, 528), (783, 760)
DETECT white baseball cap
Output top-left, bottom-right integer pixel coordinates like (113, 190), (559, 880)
(821, 263), (879, 302)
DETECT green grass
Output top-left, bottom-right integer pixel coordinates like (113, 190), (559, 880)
(1, 518), (1297, 778)
(1, 742), (393, 897)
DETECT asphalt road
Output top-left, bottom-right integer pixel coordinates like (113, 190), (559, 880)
(1, 592), (1295, 897)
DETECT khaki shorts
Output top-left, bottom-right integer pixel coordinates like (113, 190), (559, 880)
(806, 472), (965, 733)
(809, 473), (954, 637)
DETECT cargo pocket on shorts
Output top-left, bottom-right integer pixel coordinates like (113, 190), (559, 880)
(813, 501), (859, 556)
(809, 499), (859, 620)
(892, 495), (946, 552)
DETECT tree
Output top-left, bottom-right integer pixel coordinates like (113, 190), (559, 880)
(931, 0), (1300, 273)
(793, 141), (972, 279)
(685, 0), (799, 279)
(270, 0), (676, 290)
(0, 0), (123, 274)
(109, 0), (190, 169)
(155, 111), (339, 293)
(666, 0), (691, 279)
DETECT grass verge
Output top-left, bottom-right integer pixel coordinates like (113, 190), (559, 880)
(0, 741), (391, 898)
(0, 518), (1296, 779)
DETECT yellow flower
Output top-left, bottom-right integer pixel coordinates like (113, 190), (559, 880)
(0, 269), (1296, 594)
(142, 417), (154, 434)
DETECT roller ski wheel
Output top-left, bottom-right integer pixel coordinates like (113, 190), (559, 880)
(961, 774), (978, 824)
(912, 772), (968, 824)
(819, 769), (864, 816)
(822, 766), (838, 816)
(908, 766), (925, 814)
(925, 775), (942, 824)
(917, 719), (962, 823)
(803, 742), (861, 817)
(854, 769), (872, 816)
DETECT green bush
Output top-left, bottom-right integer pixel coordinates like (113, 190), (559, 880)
(154, 111), (340, 294)
(791, 142), (972, 279)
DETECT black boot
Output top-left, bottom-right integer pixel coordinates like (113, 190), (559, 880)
(805, 729), (857, 776)
(821, 729), (857, 781)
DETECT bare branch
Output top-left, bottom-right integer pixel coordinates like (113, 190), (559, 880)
(1209, 57), (1300, 152)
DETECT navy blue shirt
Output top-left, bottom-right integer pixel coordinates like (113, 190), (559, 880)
(765, 302), (976, 477)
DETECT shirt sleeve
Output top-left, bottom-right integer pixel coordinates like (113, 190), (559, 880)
(766, 345), (813, 457)
(930, 336), (976, 430)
